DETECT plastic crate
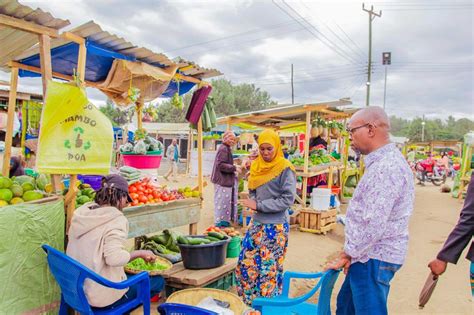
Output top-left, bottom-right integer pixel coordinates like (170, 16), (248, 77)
(165, 272), (236, 297)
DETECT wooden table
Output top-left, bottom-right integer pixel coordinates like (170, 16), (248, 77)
(161, 258), (238, 294)
(124, 198), (201, 238)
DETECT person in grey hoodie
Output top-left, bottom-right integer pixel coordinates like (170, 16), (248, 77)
(67, 174), (164, 308)
(235, 129), (296, 305)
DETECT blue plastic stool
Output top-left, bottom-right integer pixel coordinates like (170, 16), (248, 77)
(42, 244), (151, 315)
(252, 269), (341, 315)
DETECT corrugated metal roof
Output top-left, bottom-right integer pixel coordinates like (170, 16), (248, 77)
(0, 0), (70, 70)
(142, 122), (190, 134)
(15, 21), (222, 80)
(217, 99), (353, 129)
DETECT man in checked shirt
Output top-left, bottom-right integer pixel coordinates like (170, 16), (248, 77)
(327, 107), (415, 315)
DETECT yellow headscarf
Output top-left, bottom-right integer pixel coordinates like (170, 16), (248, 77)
(248, 129), (295, 190)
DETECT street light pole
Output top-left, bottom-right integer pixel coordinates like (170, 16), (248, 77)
(382, 52), (391, 110)
(421, 116), (426, 142)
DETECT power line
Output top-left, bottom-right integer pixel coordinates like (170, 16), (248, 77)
(333, 21), (368, 59)
(177, 26), (305, 59)
(299, 1), (367, 60)
(230, 66), (366, 85)
(281, 0), (365, 64)
(272, 0), (364, 65)
(256, 71), (367, 86)
(162, 17), (310, 54)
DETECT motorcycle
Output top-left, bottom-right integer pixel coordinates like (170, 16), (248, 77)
(415, 162), (447, 186)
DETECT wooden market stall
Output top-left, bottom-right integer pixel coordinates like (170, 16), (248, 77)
(1, 16), (222, 236)
(217, 99), (353, 206)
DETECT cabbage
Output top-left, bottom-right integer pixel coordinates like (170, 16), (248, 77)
(133, 140), (147, 155)
(120, 143), (134, 153)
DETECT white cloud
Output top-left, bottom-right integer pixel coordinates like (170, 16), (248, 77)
(1, 0), (472, 120)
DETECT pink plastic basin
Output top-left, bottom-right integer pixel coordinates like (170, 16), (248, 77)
(122, 154), (162, 169)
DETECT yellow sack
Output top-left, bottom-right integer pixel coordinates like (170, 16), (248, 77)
(36, 81), (113, 174)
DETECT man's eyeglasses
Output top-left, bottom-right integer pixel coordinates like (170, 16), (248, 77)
(346, 123), (370, 134)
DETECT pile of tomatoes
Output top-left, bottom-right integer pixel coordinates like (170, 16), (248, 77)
(128, 178), (176, 207)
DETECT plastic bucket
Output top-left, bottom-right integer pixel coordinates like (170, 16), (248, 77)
(311, 188), (331, 211)
(122, 154), (162, 169)
(226, 236), (241, 258)
(318, 185), (341, 195)
(178, 236), (230, 270)
(78, 175), (103, 190)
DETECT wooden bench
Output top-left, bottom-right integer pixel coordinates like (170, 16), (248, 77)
(161, 258), (238, 296)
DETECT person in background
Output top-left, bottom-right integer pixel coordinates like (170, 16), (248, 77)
(420, 152), (435, 184)
(282, 145), (290, 159)
(326, 107), (414, 315)
(211, 131), (241, 227)
(407, 148), (416, 164)
(67, 175), (164, 309)
(9, 156), (25, 177)
(236, 129), (296, 305)
(164, 138), (179, 182)
(428, 173), (473, 296)
(251, 134), (259, 151)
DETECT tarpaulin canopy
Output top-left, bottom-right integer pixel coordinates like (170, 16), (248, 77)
(17, 40), (193, 100)
(19, 40), (135, 82)
(98, 59), (178, 105)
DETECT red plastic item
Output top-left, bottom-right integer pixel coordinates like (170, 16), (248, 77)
(122, 154), (162, 169)
(150, 294), (160, 303)
(318, 185), (341, 195)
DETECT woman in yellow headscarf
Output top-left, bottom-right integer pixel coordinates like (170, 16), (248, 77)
(235, 129), (296, 305)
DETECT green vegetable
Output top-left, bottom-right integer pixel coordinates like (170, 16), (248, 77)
(207, 231), (225, 240)
(126, 258), (168, 271)
(177, 235), (189, 245)
(205, 236), (221, 242)
(187, 237), (211, 245)
(150, 234), (169, 245)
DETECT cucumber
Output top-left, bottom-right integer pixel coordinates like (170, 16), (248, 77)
(187, 238), (211, 245)
(208, 231), (225, 240)
(177, 235), (189, 245)
(206, 236), (221, 242)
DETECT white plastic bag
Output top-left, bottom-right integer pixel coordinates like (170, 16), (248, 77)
(196, 297), (234, 315)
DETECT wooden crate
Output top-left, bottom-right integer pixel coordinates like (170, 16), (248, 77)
(299, 208), (337, 235)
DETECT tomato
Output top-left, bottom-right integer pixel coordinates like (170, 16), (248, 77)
(161, 194), (169, 201)
(152, 191), (161, 199)
(169, 195), (176, 201)
(139, 195), (148, 203)
(131, 200), (139, 206)
(129, 193), (138, 200)
(129, 186), (137, 193)
(147, 194), (154, 201)
(137, 185), (145, 192)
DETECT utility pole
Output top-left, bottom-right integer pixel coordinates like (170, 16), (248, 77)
(291, 63), (294, 104)
(382, 52), (391, 109)
(421, 115), (426, 142)
(363, 3), (381, 107)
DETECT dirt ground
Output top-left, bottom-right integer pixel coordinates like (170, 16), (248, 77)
(144, 163), (472, 315)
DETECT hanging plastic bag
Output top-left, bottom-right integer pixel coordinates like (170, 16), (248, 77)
(36, 81), (113, 174)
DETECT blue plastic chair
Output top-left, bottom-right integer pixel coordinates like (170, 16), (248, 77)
(42, 245), (151, 315)
(252, 269), (341, 315)
(158, 303), (218, 315)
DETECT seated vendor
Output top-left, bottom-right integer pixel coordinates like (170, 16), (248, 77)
(67, 174), (164, 309)
(9, 156), (25, 177)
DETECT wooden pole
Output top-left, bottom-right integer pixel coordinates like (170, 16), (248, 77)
(136, 99), (143, 130)
(302, 110), (311, 206)
(186, 129), (193, 175)
(38, 35), (52, 98)
(65, 40), (87, 232)
(189, 117), (203, 235)
(2, 67), (18, 176)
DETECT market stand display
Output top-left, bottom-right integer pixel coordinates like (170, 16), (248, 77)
(218, 100), (353, 207)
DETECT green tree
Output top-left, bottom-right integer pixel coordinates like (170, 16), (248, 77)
(99, 99), (134, 127)
(154, 78), (277, 122)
